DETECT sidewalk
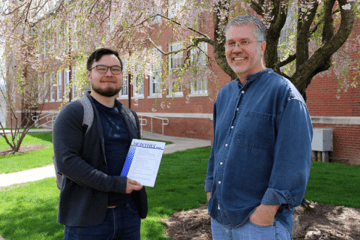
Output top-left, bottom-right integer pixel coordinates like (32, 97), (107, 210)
(0, 131), (211, 188)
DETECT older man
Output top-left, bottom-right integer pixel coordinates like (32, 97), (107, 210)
(205, 15), (313, 239)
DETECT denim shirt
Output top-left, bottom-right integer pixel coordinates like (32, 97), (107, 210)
(205, 69), (313, 234)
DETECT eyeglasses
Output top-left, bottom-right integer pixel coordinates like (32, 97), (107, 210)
(225, 40), (263, 49)
(89, 65), (122, 75)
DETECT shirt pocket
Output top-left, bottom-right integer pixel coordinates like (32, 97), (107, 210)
(236, 111), (274, 149)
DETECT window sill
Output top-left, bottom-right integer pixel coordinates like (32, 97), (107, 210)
(118, 95), (129, 100)
(131, 95), (145, 99)
(188, 92), (209, 97)
(166, 92), (184, 98)
(148, 93), (162, 99)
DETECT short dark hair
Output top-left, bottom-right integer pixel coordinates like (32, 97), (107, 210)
(87, 48), (123, 71)
(224, 15), (266, 42)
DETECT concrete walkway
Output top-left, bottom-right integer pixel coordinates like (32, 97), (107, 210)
(0, 131), (211, 188)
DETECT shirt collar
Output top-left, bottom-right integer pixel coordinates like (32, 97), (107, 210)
(235, 68), (273, 88)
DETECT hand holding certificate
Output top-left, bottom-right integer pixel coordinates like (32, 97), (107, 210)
(121, 139), (165, 187)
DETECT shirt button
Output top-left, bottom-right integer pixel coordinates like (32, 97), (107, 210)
(241, 91), (245, 94)
(225, 144), (228, 147)
(236, 108), (239, 111)
(218, 181), (221, 184)
(218, 205), (221, 210)
(220, 162), (223, 165)
(231, 126), (234, 129)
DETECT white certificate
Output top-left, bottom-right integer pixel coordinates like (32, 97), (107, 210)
(120, 139), (165, 187)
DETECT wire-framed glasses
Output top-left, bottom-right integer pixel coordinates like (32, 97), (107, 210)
(225, 40), (263, 49)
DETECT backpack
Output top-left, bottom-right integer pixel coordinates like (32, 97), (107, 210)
(53, 95), (136, 190)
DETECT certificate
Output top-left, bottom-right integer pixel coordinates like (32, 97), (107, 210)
(120, 139), (165, 187)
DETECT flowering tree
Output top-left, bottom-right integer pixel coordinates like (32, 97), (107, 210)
(0, 0), (359, 151)
(2, 0), (359, 97)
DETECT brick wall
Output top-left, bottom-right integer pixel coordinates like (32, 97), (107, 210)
(34, 12), (360, 165)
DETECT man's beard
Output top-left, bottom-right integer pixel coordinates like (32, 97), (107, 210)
(92, 84), (122, 97)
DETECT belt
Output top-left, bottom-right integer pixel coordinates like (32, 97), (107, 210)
(107, 203), (130, 209)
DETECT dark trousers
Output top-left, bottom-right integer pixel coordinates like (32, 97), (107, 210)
(64, 199), (140, 240)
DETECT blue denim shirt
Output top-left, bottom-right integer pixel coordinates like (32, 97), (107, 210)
(205, 69), (313, 234)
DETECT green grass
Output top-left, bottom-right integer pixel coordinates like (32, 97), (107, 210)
(0, 132), (52, 151)
(304, 161), (360, 208)
(1, 143), (360, 239)
(0, 147), (210, 240)
(0, 132), (53, 174)
(0, 132), (169, 174)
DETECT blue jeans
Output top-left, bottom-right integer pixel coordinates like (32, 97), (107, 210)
(64, 199), (140, 240)
(211, 217), (291, 240)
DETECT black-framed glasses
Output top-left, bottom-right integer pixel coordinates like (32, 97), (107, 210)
(89, 65), (122, 75)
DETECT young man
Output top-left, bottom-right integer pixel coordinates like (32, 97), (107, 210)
(205, 15), (313, 239)
(53, 48), (147, 239)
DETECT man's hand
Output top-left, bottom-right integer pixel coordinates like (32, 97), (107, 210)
(249, 204), (280, 226)
(206, 192), (211, 202)
(126, 178), (143, 193)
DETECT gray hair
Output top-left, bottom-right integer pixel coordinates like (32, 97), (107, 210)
(224, 15), (266, 42)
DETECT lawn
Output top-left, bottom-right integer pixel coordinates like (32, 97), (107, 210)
(0, 132), (54, 174)
(0, 147), (211, 240)
(0, 132), (171, 174)
(1, 137), (360, 239)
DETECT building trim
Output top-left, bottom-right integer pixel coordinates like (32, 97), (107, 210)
(136, 114), (360, 125)
(137, 112), (213, 120)
(311, 116), (360, 125)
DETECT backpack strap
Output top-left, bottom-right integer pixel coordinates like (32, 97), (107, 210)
(121, 105), (136, 126)
(78, 95), (94, 135)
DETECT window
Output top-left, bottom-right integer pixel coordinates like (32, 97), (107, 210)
(168, 0), (184, 19)
(44, 38), (48, 59)
(38, 76), (42, 102)
(119, 61), (128, 98)
(57, 70), (62, 101)
(149, 48), (162, 97)
(190, 42), (208, 95)
(64, 69), (70, 100)
(72, 69), (78, 99)
(150, 2), (162, 23)
(50, 73), (55, 101)
(133, 73), (144, 98)
(168, 42), (183, 97)
(44, 73), (48, 101)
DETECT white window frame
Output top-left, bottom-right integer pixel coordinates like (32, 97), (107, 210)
(118, 61), (128, 99)
(132, 73), (144, 99)
(168, 42), (183, 97)
(50, 72), (55, 102)
(38, 76), (42, 102)
(72, 69), (78, 100)
(64, 69), (70, 101)
(168, 0), (184, 19)
(149, 48), (162, 98)
(57, 70), (62, 102)
(189, 42), (208, 96)
(44, 73), (48, 102)
(150, 2), (162, 23)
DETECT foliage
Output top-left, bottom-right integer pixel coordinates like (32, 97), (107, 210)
(1, 0), (359, 104)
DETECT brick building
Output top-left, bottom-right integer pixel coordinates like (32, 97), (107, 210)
(34, 10), (360, 165)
